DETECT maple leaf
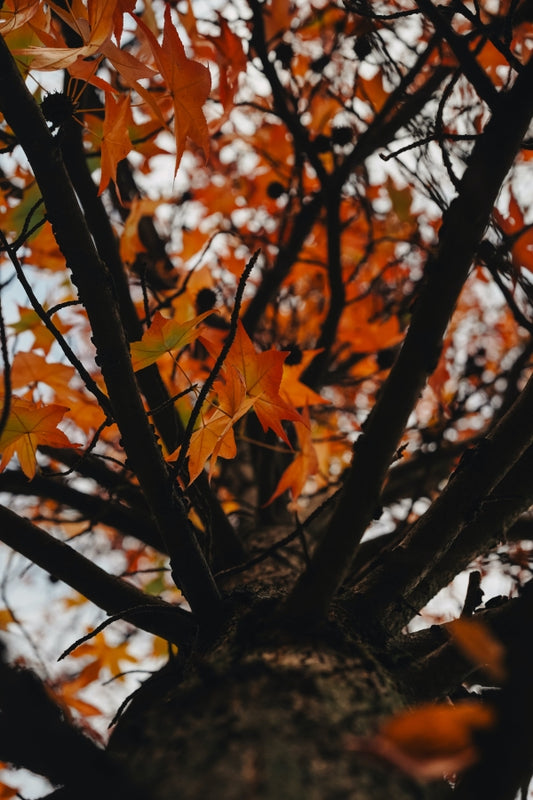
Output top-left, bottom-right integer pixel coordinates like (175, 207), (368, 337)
(23, 222), (66, 272)
(14, 0), (116, 70)
(446, 618), (507, 684)
(71, 630), (137, 677)
(0, 397), (78, 479)
(206, 15), (248, 111)
(0, 608), (15, 631)
(186, 410), (238, 485)
(0, 0), (45, 34)
(373, 700), (495, 781)
(10, 305), (72, 354)
(130, 310), (212, 372)
(11, 351), (77, 401)
(1, 179), (45, 243)
(280, 349), (330, 408)
(201, 322), (303, 445)
(14, 0), (153, 87)
(119, 196), (161, 266)
(134, 4), (211, 173)
(267, 409), (319, 504)
(357, 71), (390, 115)
(184, 366), (255, 483)
(51, 661), (103, 719)
(262, 0), (292, 46)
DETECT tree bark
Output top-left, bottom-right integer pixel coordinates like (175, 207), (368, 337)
(106, 583), (449, 800)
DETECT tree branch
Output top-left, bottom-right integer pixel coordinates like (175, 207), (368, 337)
(0, 644), (142, 798)
(0, 504), (196, 645)
(390, 441), (533, 634)
(0, 35), (221, 624)
(455, 581), (533, 800)
(57, 115), (183, 453)
(0, 470), (165, 552)
(300, 191), (344, 387)
(57, 112), (244, 572)
(284, 56), (533, 624)
(415, 0), (500, 110)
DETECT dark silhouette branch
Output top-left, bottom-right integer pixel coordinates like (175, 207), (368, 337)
(455, 581), (533, 800)
(247, 0), (328, 185)
(353, 374), (533, 635)
(0, 504), (196, 645)
(394, 443), (533, 633)
(0, 228), (112, 414)
(57, 108), (243, 570)
(0, 644), (143, 799)
(56, 113), (183, 453)
(0, 470), (165, 552)
(284, 56), (533, 624)
(243, 32), (449, 338)
(300, 192), (344, 387)
(0, 35), (221, 624)
(415, 0), (500, 110)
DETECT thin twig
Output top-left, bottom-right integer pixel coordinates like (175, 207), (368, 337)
(0, 276), (12, 440)
(0, 228), (113, 416)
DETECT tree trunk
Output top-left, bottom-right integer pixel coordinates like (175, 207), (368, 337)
(108, 581), (446, 800)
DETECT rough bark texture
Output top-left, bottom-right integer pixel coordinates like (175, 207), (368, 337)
(106, 582), (445, 800)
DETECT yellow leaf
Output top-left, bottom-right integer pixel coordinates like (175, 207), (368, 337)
(0, 608), (15, 631)
(130, 311), (212, 371)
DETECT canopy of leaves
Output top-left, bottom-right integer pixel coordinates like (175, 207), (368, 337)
(2, 0), (533, 797)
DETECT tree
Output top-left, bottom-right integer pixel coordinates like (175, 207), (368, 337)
(1, 0), (533, 797)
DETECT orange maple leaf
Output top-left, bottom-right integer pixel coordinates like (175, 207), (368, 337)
(267, 409), (319, 504)
(119, 196), (161, 266)
(0, 397), (78, 479)
(0, 0), (45, 34)
(71, 630), (137, 677)
(51, 661), (103, 719)
(262, 0), (292, 46)
(14, 0), (153, 87)
(135, 4), (211, 173)
(184, 365), (255, 482)
(14, 0), (118, 70)
(280, 349), (330, 408)
(207, 15), (248, 111)
(11, 351), (77, 401)
(10, 305), (72, 354)
(201, 322), (303, 444)
(345, 700), (495, 783)
(372, 700), (495, 781)
(446, 618), (507, 684)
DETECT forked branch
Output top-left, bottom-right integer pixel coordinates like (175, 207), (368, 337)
(0, 35), (221, 624)
(285, 57), (533, 623)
